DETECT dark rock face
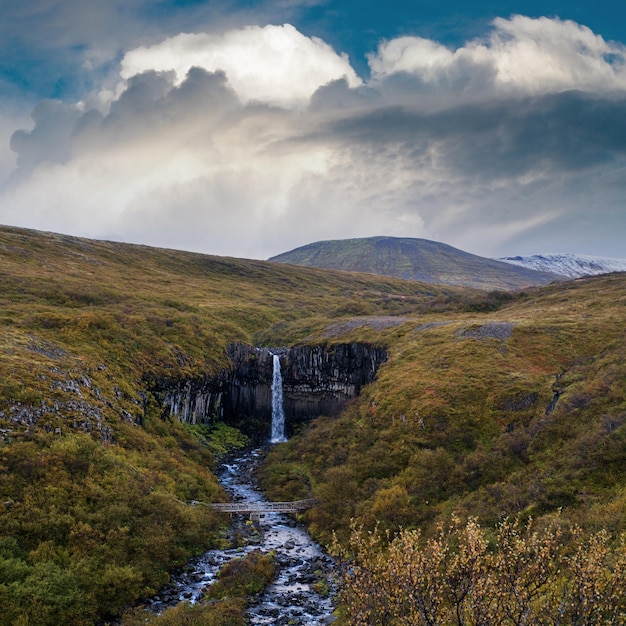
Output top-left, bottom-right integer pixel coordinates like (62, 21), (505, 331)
(147, 343), (387, 439)
(151, 377), (226, 425)
(226, 343), (388, 436)
(282, 343), (387, 421)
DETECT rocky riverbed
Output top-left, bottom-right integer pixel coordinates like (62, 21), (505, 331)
(148, 448), (337, 625)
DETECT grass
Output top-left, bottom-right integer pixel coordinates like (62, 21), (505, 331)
(270, 236), (559, 290)
(1, 225), (625, 623)
(261, 273), (626, 546)
(0, 225), (473, 624)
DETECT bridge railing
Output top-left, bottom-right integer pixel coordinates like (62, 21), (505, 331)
(190, 498), (318, 514)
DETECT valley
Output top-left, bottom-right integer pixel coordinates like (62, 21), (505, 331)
(0, 225), (625, 624)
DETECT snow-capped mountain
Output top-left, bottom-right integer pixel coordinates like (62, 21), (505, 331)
(499, 254), (626, 279)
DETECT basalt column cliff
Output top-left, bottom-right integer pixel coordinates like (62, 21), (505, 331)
(150, 343), (387, 438)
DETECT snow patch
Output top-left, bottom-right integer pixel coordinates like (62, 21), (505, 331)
(498, 253), (626, 278)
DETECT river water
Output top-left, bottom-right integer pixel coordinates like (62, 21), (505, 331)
(149, 448), (337, 625)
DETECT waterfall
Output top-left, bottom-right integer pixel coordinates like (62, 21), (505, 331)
(270, 353), (287, 443)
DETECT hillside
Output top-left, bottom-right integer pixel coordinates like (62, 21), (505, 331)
(0, 225), (478, 624)
(269, 236), (562, 290)
(500, 252), (626, 278)
(261, 271), (626, 549)
(1, 225), (625, 624)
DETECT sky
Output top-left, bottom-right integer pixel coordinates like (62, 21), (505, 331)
(1, 0), (625, 260)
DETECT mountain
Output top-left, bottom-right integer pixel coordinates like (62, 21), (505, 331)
(499, 253), (626, 278)
(269, 236), (562, 290)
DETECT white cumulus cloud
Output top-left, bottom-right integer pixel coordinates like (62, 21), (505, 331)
(368, 15), (626, 95)
(119, 23), (362, 108)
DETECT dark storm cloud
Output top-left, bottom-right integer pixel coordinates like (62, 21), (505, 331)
(318, 91), (626, 180)
(309, 78), (383, 111)
(9, 99), (82, 171)
(10, 67), (242, 174)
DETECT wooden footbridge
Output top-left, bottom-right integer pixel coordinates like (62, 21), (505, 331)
(190, 498), (318, 521)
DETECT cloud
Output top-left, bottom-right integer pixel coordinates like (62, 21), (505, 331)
(368, 15), (626, 96)
(0, 0), (311, 102)
(119, 24), (361, 107)
(10, 100), (83, 172)
(322, 92), (626, 179)
(2, 17), (626, 259)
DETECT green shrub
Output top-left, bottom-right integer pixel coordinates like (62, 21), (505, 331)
(207, 550), (275, 600)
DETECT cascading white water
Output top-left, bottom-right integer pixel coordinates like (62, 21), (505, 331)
(270, 353), (287, 443)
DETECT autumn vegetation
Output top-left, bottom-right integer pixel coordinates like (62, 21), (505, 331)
(122, 550), (275, 626)
(332, 518), (626, 625)
(0, 226), (469, 624)
(261, 275), (626, 623)
(1, 225), (625, 623)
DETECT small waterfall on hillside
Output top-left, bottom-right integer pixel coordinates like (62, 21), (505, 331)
(270, 353), (287, 443)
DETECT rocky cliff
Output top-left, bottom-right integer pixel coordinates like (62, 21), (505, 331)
(148, 342), (387, 438)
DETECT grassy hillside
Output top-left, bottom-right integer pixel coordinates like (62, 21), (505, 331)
(0, 227), (475, 413)
(261, 272), (626, 549)
(1, 225), (625, 624)
(0, 225), (474, 624)
(269, 236), (562, 290)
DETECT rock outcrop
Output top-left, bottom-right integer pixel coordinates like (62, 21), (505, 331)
(148, 342), (387, 438)
(151, 377), (226, 425)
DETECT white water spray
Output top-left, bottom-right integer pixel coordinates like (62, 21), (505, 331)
(270, 353), (287, 443)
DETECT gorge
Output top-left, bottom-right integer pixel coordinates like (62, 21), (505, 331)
(4, 227), (626, 625)
(137, 343), (387, 620)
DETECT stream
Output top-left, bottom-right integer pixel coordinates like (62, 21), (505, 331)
(148, 448), (337, 625)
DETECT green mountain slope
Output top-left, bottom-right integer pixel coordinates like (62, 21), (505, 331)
(269, 236), (562, 290)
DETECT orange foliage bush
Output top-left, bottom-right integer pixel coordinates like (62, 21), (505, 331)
(332, 517), (626, 625)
